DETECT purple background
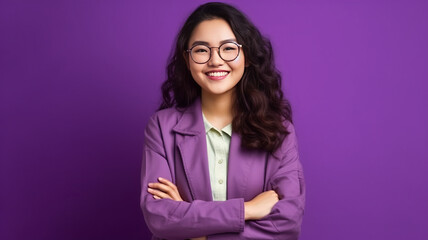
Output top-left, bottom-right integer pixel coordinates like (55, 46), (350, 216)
(1, 0), (427, 239)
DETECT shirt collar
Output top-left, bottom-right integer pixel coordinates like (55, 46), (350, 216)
(202, 112), (232, 136)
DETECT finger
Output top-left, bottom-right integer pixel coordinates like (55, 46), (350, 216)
(149, 182), (182, 201)
(148, 187), (172, 199)
(147, 187), (172, 199)
(149, 182), (174, 195)
(268, 190), (279, 198)
(158, 177), (179, 191)
(158, 178), (183, 201)
(153, 195), (161, 200)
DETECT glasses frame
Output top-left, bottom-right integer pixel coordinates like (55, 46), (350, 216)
(186, 41), (243, 64)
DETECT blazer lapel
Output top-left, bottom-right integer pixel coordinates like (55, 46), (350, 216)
(172, 99), (213, 201)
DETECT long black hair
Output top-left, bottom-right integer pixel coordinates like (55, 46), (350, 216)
(159, 2), (292, 153)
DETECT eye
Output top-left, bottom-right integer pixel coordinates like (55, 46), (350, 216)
(192, 45), (210, 54)
(223, 47), (236, 51)
(195, 48), (208, 53)
(221, 43), (238, 52)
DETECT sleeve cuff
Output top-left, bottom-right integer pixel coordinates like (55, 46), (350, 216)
(238, 198), (245, 232)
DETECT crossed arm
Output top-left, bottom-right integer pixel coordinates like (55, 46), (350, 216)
(147, 177), (280, 239)
(141, 148), (304, 239)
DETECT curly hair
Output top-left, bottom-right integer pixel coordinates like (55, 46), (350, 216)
(159, 2), (293, 153)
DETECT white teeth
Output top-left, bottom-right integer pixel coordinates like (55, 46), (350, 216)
(207, 72), (228, 77)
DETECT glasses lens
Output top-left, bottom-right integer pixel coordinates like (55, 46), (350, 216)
(220, 42), (239, 61)
(191, 45), (210, 63)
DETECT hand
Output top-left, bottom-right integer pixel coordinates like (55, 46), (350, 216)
(244, 190), (279, 220)
(147, 177), (183, 201)
(148, 178), (204, 239)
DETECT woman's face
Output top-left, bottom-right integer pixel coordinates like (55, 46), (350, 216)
(187, 18), (245, 98)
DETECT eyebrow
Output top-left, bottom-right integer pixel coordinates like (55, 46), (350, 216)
(190, 38), (237, 47)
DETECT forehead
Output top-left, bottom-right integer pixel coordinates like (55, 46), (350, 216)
(188, 18), (236, 47)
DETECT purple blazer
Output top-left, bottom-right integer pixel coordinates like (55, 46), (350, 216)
(140, 98), (305, 240)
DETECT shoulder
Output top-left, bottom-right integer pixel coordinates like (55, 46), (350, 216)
(143, 107), (185, 153)
(145, 106), (184, 133)
(273, 120), (299, 158)
(146, 98), (203, 136)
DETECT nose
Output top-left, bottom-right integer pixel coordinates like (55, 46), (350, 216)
(207, 47), (224, 66)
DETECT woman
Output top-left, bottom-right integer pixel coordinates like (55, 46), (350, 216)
(140, 2), (305, 239)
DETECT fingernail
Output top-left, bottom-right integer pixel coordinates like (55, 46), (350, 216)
(147, 188), (153, 192)
(158, 177), (163, 181)
(148, 183), (153, 187)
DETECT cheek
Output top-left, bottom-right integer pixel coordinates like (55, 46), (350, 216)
(189, 64), (203, 77)
(231, 53), (245, 71)
(188, 65), (205, 86)
(230, 58), (245, 75)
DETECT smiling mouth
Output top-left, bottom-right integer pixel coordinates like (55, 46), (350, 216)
(206, 71), (230, 77)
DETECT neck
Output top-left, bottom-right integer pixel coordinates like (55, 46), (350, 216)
(201, 90), (234, 129)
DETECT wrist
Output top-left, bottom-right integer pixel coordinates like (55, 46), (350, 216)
(244, 201), (252, 220)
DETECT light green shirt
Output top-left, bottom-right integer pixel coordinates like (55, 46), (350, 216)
(202, 113), (232, 201)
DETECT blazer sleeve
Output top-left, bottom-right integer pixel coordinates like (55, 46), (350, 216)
(208, 128), (306, 240)
(140, 114), (245, 239)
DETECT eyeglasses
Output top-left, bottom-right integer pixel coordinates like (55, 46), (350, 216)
(186, 42), (243, 64)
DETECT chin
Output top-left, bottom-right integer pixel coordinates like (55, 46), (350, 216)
(209, 87), (235, 96)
